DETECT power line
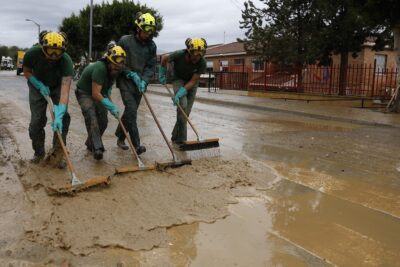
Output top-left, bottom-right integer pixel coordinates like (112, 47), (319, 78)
(229, 0), (242, 10)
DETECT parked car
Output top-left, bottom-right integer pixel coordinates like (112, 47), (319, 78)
(0, 56), (14, 70)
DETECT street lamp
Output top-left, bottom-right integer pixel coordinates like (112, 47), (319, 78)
(89, 0), (94, 61)
(89, 24), (102, 61)
(25, 18), (40, 43)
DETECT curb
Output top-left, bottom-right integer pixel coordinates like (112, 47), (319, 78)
(147, 86), (400, 129)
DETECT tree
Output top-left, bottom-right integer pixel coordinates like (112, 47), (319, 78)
(0, 46), (8, 59)
(315, 0), (385, 95)
(239, 0), (321, 91)
(239, 0), (387, 95)
(240, 0), (322, 63)
(59, 0), (163, 61)
(60, 14), (85, 63)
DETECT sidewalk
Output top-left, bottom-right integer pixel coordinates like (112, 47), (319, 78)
(148, 84), (400, 128)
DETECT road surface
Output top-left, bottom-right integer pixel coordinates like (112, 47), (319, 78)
(0, 70), (399, 266)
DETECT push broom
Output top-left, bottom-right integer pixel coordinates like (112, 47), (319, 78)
(114, 116), (156, 174)
(45, 96), (110, 195)
(164, 85), (220, 152)
(142, 92), (192, 170)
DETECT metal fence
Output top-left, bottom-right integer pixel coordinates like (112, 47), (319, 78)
(210, 64), (398, 98)
(213, 72), (248, 90)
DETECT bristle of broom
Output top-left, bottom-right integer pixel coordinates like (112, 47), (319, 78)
(177, 138), (220, 160)
(184, 147), (221, 160)
(179, 138), (220, 151)
(46, 176), (111, 195)
(156, 159), (192, 170)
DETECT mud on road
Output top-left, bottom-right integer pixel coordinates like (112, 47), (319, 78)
(1, 71), (400, 266)
(0, 87), (275, 266)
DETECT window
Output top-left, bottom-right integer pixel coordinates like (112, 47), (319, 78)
(234, 58), (244, 65)
(374, 54), (387, 73)
(252, 59), (264, 71)
(220, 60), (228, 71)
(206, 61), (213, 72)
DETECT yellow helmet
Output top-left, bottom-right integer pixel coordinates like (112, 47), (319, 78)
(105, 45), (126, 65)
(185, 37), (207, 56)
(135, 12), (156, 33)
(42, 32), (66, 59)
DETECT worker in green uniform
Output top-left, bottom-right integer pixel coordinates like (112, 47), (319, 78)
(159, 37), (207, 145)
(23, 32), (74, 166)
(114, 12), (157, 155)
(75, 45), (126, 160)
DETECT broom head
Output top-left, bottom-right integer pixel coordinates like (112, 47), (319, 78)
(46, 175), (111, 195)
(156, 159), (192, 170)
(179, 138), (220, 151)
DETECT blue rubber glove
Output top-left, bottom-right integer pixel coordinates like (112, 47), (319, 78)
(172, 86), (187, 105)
(53, 104), (67, 133)
(126, 71), (141, 89)
(159, 66), (167, 85)
(138, 80), (147, 93)
(29, 76), (50, 97)
(101, 98), (119, 118)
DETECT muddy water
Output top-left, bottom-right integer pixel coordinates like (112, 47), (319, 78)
(168, 198), (329, 267)
(1, 71), (400, 266)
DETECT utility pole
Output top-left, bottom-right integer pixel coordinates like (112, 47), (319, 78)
(88, 0), (94, 62)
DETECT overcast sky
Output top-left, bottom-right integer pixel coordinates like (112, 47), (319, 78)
(0, 0), (247, 53)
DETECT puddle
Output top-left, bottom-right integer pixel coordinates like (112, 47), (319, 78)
(167, 198), (328, 267)
(189, 198), (272, 267)
(265, 179), (400, 266)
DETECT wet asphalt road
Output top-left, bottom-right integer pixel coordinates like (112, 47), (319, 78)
(0, 70), (400, 266)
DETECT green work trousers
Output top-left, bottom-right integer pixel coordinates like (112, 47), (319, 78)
(171, 80), (197, 143)
(28, 82), (70, 156)
(75, 90), (108, 152)
(115, 78), (143, 148)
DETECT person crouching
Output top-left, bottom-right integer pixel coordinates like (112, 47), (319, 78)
(75, 44), (126, 160)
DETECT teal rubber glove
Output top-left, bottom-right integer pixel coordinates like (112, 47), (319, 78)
(29, 76), (50, 97)
(53, 104), (67, 133)
(101, 98), (119, 118)
(138, 80), (147, 93)
(159, 66), (167, 85)
(106, 87), (112, 98)
(172, 86), (187, 105)
(126, 71), (141, 89)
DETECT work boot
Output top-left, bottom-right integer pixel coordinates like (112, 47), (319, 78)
(30, 152), (45, 164)
(94, 149), (103, 160)
(85, 138), (94, 152)
(117, 138), (129, 150)
(135, 145), (146, 155)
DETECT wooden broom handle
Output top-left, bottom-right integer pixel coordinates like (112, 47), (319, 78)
(117, 117), (141, 161)
(46, 96), (76, 174)
(164, 85), (200, 138)
(142, 93), (176, 159)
